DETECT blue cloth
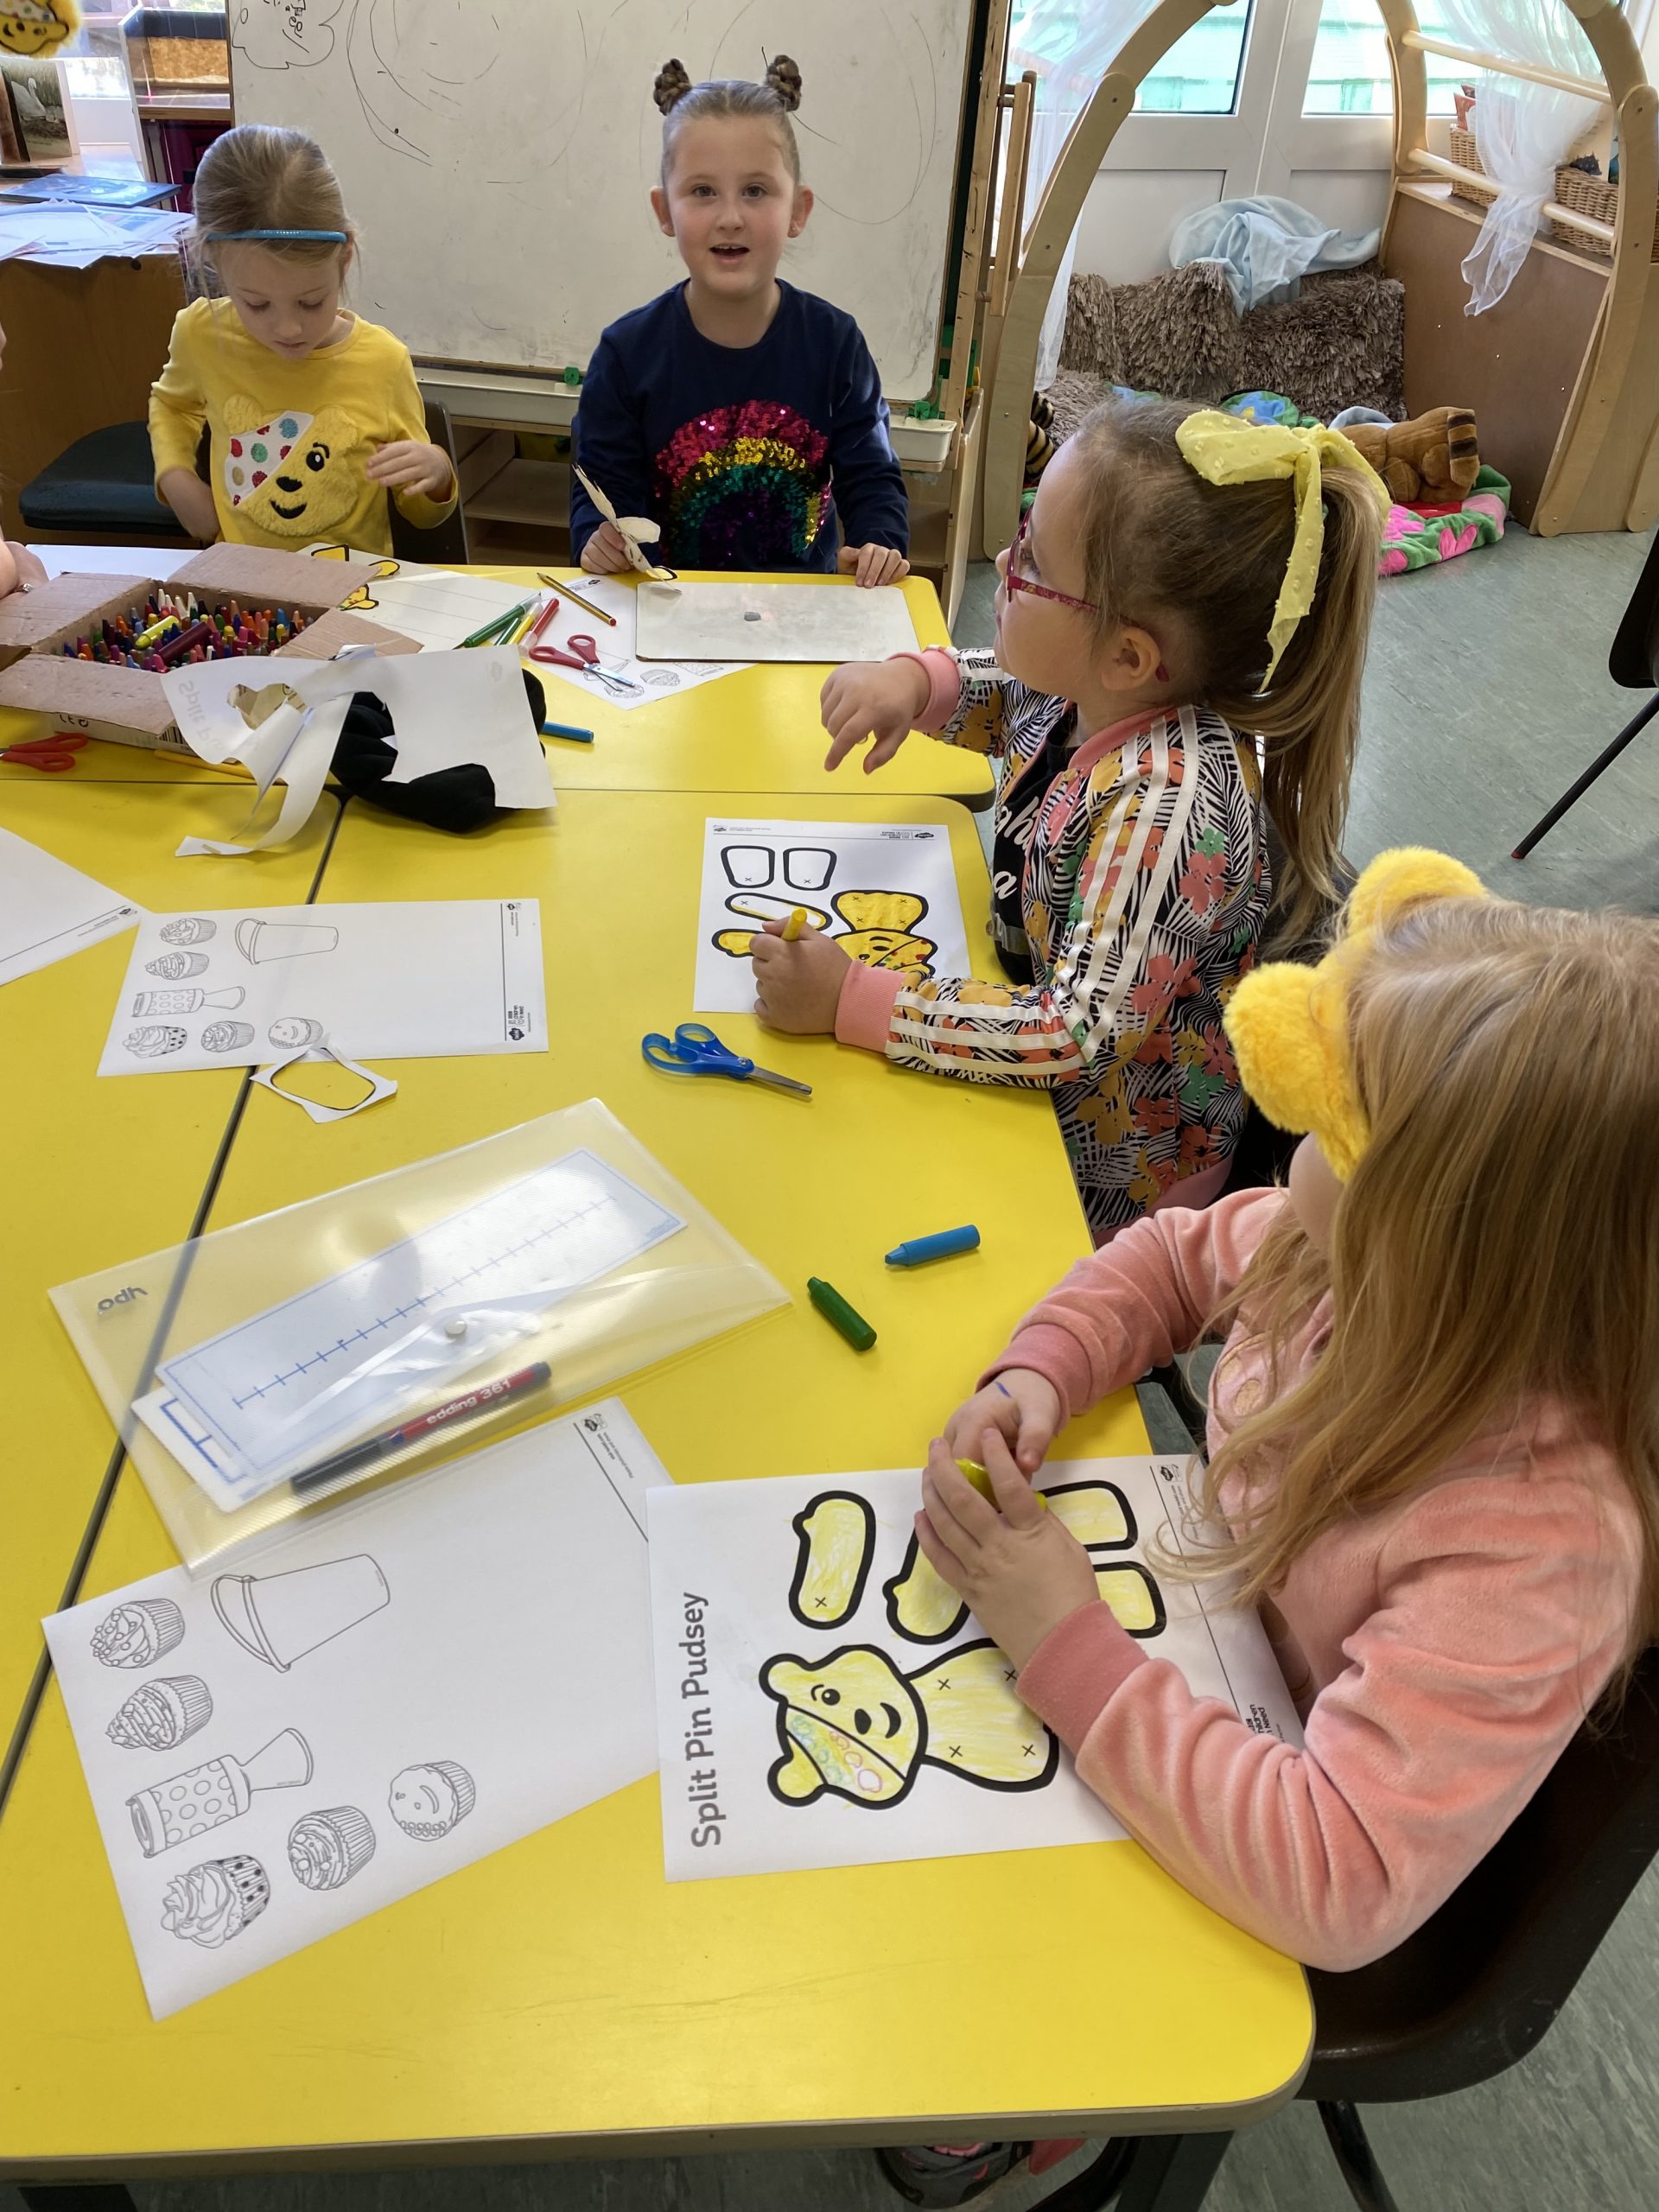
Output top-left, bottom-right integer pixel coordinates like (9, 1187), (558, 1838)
(1170, 196), (1382, 314)
(569, 283), (908, 573)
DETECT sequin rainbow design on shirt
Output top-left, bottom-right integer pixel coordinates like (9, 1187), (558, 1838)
(224, 414), (310, 510)
(653, 401), (830, 568)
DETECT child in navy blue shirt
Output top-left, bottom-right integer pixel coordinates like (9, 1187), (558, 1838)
(570, 56), (910, 584)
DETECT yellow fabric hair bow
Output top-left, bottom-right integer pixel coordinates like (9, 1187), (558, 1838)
(1223, 849), (1488, 1180)
(1174, 412), (1389, 683)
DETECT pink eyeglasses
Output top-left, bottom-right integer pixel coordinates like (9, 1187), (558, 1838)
(1003, 515), (1099, 614)
(1003, 516), (1170, 683)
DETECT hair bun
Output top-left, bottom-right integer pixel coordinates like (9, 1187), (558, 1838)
(653, 59), (693, 115)
(765, 54), (803, 111)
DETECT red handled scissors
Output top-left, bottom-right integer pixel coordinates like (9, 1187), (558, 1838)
(2, 731), (86, 772)
(526, 631), (639, 696)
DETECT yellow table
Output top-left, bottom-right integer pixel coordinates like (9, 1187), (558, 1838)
(0, 781), (339, 1789)
(0, 792), (1309, 2183)
(473, 566), (994, 807)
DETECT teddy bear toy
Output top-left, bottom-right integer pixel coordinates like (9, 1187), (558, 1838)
(1346, 406), (1480, 505)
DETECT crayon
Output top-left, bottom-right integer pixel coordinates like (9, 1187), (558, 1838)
(885, 1225), (981, 1267)
(807, 1276), (876, 1352)
(782, 907), (809, 942)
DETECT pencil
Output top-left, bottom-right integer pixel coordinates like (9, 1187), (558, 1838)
(537, 573), (617, 629)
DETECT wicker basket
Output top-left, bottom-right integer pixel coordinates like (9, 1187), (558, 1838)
(1447, 127), (1498, 209)
(1549, 165), (1659, 262)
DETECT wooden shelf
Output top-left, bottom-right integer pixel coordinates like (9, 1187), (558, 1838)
(1395, 178), (1615, 281)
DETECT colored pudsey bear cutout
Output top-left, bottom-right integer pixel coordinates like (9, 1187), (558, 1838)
(0, 0), (75, 57)
(230, 682), (306, 733)
(788, 1493), (875, 1630)
(761, 1641), (1058, 1809)
(222, 398), (365, 537)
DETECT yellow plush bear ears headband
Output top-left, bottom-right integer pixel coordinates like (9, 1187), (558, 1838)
(1174, 412), (1390, 684)
(1222, 849), (1488, 1181)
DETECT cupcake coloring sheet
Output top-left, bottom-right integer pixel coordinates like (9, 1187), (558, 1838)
(98, 900), (547, 1076)
(44, 1401), (669, 2017)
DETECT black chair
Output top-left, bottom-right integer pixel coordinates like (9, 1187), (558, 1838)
(1031, 1373), (1659, 2212)
(19, 420), (194, 543)
(1512, 527), (1659, 857)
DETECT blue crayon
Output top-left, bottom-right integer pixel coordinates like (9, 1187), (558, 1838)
(884, 1224), (981, 1268)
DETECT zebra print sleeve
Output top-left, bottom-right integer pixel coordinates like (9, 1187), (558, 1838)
(880, 717), (1244, 1089)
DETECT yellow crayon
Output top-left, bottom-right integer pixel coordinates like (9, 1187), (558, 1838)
(782, 907), (809, 942)
(956, 1457), (1047, 1511)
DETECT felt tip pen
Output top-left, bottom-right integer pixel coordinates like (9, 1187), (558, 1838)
(885, 1224), (981, 1268)
(782, 907), (809, 942)
(542, 720), (594, 743)
(807, 1276), (876, 1352)
(289, 1360), (554, 1496)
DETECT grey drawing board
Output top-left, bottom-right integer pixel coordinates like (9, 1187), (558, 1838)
(634, 580), (921, 664)
(229, 0), (975, 402)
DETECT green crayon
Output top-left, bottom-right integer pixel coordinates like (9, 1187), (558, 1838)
(807, 1276), (876, 1352)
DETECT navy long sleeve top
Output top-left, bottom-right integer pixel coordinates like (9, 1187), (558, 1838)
(569, 282), (909, 573)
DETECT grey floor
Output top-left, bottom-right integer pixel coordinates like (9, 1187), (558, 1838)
(8, 526), (1658, 2212)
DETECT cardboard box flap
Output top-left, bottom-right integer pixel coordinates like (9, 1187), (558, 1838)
(0, 654), (177, 735)
(281, 610), (422, 662)
(174, 544), (386, 607)
(0, 575), (155, 661)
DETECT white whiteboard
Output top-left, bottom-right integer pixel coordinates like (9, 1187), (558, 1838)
(230, 0), (974, 402)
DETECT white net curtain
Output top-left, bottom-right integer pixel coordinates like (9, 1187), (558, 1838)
(1438, 0), (1605, 311)
(1007, 0), (1167, 383)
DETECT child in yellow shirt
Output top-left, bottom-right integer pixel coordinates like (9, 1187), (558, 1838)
(149, 124), (457, 556)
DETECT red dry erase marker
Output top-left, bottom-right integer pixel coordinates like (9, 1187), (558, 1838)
(289, 1360), (553, 1495)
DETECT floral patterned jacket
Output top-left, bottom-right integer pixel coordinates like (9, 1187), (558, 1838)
(834, 650), (1271, 1239)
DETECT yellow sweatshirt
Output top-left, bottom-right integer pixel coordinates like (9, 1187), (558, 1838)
(149, 299), (457, 556)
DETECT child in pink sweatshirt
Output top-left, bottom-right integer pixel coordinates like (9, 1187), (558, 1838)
(885, 852), (1659, 2202)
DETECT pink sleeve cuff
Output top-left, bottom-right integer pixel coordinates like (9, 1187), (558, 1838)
(979, 1326), (1096, 1426)
(889, 647), (963, 735)
(1019, 1600), (1148, 1750)
(836, 957), (906, 1050)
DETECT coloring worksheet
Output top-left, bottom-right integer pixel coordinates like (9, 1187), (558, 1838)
(301, 546), (531, 650)
(646, 1459), (1302, 1882)
(98, 900), (546, 1075)
(504, 570), (747, 715)
(693, 817), (972, 1018)
(0, 827), (143, 987)
(44, 1400), (670, 2018)
(133, 1147), (686, 1510)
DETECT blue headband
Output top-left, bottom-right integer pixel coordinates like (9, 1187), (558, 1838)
(206, 228), (348, 243)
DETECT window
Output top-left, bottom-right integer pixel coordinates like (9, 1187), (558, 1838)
(1135, 3), (1254, 114)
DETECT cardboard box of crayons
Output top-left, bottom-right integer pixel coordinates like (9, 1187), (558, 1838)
(0, 546), (421, 755)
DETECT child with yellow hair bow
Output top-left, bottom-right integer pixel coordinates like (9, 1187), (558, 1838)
(906, 849), (1659, 2034)
(756, 397), (1387, 1243)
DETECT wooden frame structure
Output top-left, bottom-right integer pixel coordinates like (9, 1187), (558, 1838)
(976, 0), (1657, 556)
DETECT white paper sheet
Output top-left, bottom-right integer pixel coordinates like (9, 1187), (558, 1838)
(647, 1458), (1302, 1881)
(44, 1400), (670, 2018)
(31, 544), (194, 582)
(637, 580), (919, 665)
(99, 899), (546, 1077)
(134, 1147), (685, 1509)
(520, 573), (746, 714)
(693, 816), (971, 1017)
(299, 549), (531, 651)
(0, 827), (143, 987)
(0, 203), (189, 267)
(162, 645), (555, 855)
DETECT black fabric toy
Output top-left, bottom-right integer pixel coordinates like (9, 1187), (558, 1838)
(329, 669), (547, 832)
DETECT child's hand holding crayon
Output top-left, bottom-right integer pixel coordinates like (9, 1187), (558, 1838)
(943, 1369), (1062, 1476)
(820, 655), (931, 772)
(915, 1431), (1100, 1672)
(751, 912), (849, 1033)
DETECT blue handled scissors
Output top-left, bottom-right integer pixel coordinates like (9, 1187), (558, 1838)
(641, 1021), (812, 1096)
